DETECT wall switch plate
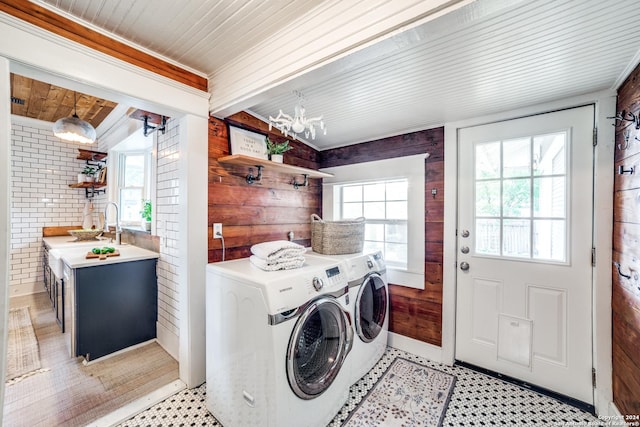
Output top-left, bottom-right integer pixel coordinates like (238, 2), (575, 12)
(213, 223), (222, 238)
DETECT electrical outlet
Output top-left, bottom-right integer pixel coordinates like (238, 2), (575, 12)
(213, 223), (222, 238)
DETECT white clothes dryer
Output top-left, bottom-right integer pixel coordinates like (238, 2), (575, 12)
(205, 256), (353, 427)
(306, 251), (389, 386)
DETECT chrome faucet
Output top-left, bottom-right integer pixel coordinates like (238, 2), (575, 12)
(103, 202), (122, 245)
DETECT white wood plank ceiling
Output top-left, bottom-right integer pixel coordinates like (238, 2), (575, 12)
(32, 0), (640, 149)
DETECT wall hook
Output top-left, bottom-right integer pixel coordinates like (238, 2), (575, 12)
(618, 129), (631, 151)
(618, 165), (634, 175)
(431, 188), (438, 198)
(608, 110), (637, 127)
(246, 165), (263, 184)
(614, 261), (632, 280)
(292, 174), (308, 189)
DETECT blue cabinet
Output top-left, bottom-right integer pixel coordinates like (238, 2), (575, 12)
(74, 259), (157, 361)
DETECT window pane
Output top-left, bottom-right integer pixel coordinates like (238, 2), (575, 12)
(343, 202), (362, 218)
(363, 183), (385, 201)
(363, 202), (385, 219)
(476, 218), (500, 255)
(534, 133), (565, 176)
(503, 219), (530, 258)
(503, 138), (531, 178)
(533, 220), (565, 261)
(386, 201), (407, 219)
(384, 243), (407, 266)
(124, 154), (145, 187)
(386, 181), (407, 200)
(476, 180), (500, 217)
(363, 241), (382, 255)
(533, 177), (565, 217)
(476, 142), (500, 179)
(120, 188), (142, 222)
(503, 179), (531, 217)
(343, 185), (362, 202)
(385, 223), (407, 244)
(365, 223), (384, 241)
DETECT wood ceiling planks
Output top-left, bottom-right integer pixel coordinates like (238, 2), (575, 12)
(9, 74), (118, 128)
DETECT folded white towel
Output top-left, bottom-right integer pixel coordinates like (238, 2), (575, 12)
(251, 240), (306, 261)
(250, 255), (305, 271)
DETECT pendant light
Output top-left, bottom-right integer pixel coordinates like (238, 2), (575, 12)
(53, 91), (97, 144)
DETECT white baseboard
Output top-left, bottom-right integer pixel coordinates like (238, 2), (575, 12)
(388, 332), (443, 364)
(86, 379), (186, 427)
(157, 322), (179, 361)
(9, 283), (45, 297)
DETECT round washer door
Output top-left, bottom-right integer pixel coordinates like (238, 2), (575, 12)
(286, 296), (351, 400)
(355, 273), (387, 343)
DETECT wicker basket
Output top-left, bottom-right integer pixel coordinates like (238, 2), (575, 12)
(310, 214), (365, 255)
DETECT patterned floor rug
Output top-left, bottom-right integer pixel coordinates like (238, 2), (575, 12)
(342, 357), (456, 427)
(5, 306), (48, 384)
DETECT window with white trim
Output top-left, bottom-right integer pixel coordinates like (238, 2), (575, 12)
(338, 179), (408, 269)
(321, 154), (427, 289)
(117, 150), (151, 225)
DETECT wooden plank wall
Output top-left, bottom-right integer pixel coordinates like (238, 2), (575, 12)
(612, 62), (640, 416)
(321, 128), (444, 346)
(207, 112), (323, 262)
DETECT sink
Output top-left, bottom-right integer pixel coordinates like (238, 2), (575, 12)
(48, 249), (64, 278)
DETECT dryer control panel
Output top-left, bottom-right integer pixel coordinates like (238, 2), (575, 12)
(266, 262), (348, 314)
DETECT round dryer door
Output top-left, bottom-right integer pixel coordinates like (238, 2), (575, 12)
(286, 296), (352, 400)
(355, 273), (387, 343)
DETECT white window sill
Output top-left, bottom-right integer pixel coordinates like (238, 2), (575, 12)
(386, 267), (424, 290)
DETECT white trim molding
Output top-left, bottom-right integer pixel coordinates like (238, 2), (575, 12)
(388, 332), (443, 364)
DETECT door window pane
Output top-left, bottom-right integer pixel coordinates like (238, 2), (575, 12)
(503, 219), (530, 258)
(533, 220), (565, 261)
(533, 177), (565, 217)
(476, 142), (500, 179)
(503, 138), (531, 178)
(534, 133), (566, 175)
(503, 179), (531, 217)
(476, 219), (500, 255)
(476, 181), (501, 217)
(473, 131), (568, 262)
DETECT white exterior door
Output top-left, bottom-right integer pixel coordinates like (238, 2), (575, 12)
(455, 106), (594, 404)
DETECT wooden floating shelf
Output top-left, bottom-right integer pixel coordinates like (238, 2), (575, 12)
(69, 182), (106, 198)
(217, 154), (333, 179)
(76, 148), (107, 162)
(69, 182), (107, 189)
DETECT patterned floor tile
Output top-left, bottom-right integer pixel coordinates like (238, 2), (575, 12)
(121, 347), (602, 427)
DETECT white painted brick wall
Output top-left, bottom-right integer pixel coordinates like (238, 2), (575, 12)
(155, 119), (181, 337)
(10, 119), (107, 296)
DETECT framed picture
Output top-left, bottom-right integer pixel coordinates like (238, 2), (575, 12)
(97, 167), (107, 184)
(228, 125), (268, 160)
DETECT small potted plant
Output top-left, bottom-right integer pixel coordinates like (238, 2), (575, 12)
(81, 166), (97, 182)
(140, 200), (152, 232)
(266, 137), (293, 163)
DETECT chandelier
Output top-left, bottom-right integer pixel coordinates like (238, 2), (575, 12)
(268, 94), (326, 140)
(53, 91), (96, 144)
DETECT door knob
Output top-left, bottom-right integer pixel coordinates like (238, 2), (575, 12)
(461, 230), (470, 238)
(460, 261), (470, 271)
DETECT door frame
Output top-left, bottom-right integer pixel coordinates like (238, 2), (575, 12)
(0, 14), (210, 413)
(442, 91), (616, 415)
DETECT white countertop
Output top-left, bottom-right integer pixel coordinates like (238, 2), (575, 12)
(43, 236), (159, 269)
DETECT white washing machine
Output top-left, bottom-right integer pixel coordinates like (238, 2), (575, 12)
(205, 256), (353, 427)
(306, 251), (389, 386)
